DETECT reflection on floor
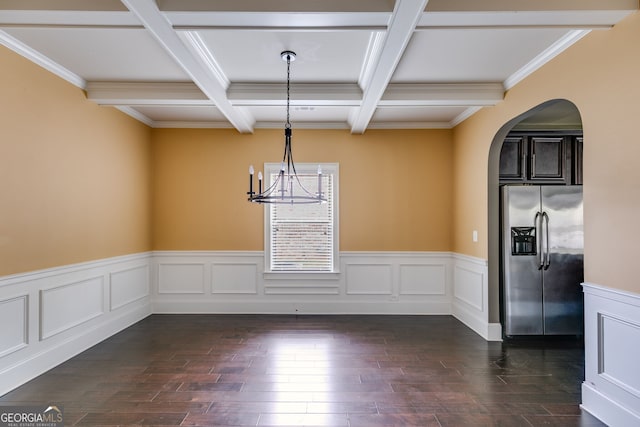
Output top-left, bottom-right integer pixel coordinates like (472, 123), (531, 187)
(0, 315), (605, 426)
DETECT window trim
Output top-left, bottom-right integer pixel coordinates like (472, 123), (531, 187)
(263, 162), (339, 275)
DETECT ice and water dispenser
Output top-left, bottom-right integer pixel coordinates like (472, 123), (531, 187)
(511, 227), (536, 255)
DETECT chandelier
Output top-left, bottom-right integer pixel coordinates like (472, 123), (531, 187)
(247, 51), (326, 204)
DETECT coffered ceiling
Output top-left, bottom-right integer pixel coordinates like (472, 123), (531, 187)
(0, 0), (636, 133)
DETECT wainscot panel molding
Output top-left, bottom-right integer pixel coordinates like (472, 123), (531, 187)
(1, 251), (506, 396)
(151, 251), (454, 315)
(0, 253), (152, 396)
(581, 282), (640, 427)
(451, 254), (502, 341)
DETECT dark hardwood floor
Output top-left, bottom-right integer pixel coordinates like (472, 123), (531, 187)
(0, 315), (604, 426)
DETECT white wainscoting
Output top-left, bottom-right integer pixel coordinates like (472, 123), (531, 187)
(152, 251), (454, 315)
(1, 250), (503, 396)
(0, 253), (152, 396)
(581, 283), (640, 427)
(451, 253), (502, 341)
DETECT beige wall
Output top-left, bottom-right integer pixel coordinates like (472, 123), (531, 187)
(0, 46), (152, 276)
(5, 9), (639, 298)
(151, 128), (453, 252)
(453, 11), (640, 294)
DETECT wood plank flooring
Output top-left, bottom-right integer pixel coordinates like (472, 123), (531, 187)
(0, 315), (605, 426)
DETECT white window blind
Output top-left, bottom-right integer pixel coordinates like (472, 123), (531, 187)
(265, 163), (338, 272)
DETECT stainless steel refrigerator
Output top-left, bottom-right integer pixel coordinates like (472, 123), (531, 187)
(501, 185), (584, 336)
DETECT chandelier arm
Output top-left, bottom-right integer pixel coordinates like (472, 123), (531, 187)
(286, 131), (294, 175)
(285, 134), (317, 198)
(260, 173), (282, 197)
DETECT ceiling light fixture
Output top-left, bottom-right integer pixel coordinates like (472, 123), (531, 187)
(247, 51), (325, 204)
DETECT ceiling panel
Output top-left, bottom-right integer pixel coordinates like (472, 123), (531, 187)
(3, 27), (189, 81)
(393, 28), (572, 83)
(187, 30), (374, 82)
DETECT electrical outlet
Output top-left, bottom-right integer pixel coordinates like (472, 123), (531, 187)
(472, 230), (478, 242)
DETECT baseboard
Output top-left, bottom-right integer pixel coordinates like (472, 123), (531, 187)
(582, 383), (640, 427)
(452, 300), (502, 341)
(153, 299), (452, 315)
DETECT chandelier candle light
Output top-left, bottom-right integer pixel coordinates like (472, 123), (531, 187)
(247, 51), (326, 204)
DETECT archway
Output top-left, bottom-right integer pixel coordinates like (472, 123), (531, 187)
(487, 99), (583, 333)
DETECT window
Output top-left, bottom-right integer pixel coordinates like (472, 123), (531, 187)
(264, 163), (339, 273)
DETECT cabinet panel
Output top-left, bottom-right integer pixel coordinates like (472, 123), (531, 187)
(499, 137), (526, 181)
(499, 132), (581, 185)
(529, 137), (567, 182)
(573, 137), (583, 185)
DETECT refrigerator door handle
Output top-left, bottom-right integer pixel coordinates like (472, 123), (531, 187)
(542, 211), (550, 270)
(534, 211), (544, 270)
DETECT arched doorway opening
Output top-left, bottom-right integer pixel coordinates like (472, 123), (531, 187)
(487, 99), (583, 337)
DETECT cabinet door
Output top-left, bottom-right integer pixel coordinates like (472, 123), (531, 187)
(529, 137), (567, 183)
(499, 136), (526, 182)
(573, 137), (583, 185)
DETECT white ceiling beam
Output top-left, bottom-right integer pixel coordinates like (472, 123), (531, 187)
(0, 0), (127, 11)
(86, 82), (211, 105)
(119, 0), (253, 133)
(419, 0), (637, 29)
(86, 81), (503, 108)
(157, 0), (393, 13)
(254, 121), (351, 130)
(381, 83), (504, 106)
(0, 11), (141, 27)
(0, 9), (626, 31)
(180, 31), (229, 89)
(166, 12), (390, 31)
(367, 121), (452, 130)
(227, 83), (362, 107)
(424, 0), (638, 13)
(1, 0), (634, 29)
(358, 32), (386, 90)
(416, 11), (634, 30)
(350, 0), (430, 134)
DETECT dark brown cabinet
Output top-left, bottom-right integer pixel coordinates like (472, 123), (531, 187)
(573, 137), (583, 185)
(499, 132), (582, 185)
(499, 136), (526, 182)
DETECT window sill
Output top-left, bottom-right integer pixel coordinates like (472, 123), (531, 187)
(263, 271), (341, 281)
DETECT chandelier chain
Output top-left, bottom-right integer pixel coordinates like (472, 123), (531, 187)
(286, 53), (291, 129)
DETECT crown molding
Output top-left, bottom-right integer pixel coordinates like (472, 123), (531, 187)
(0, 29), (86, 89)
(450, 106), (483, 127)
(115, 106), (154, 127)
(504, 29), (590, 90)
